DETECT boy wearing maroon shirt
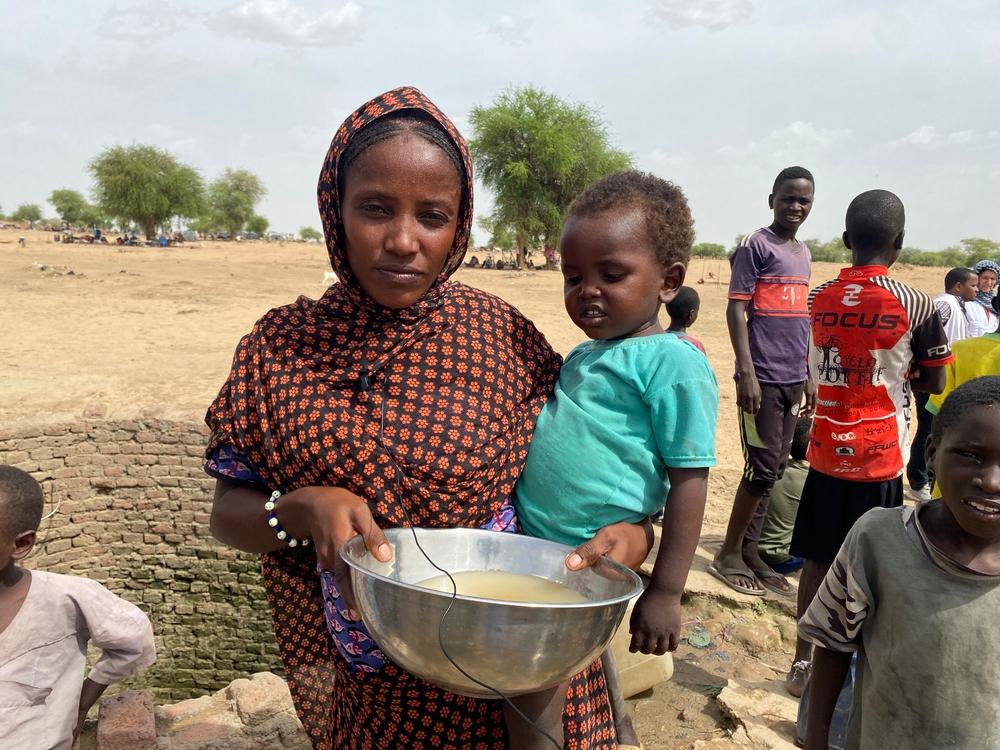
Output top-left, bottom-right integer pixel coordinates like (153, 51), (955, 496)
(711, 167), (815, 597)
(785, 189), (951, 696)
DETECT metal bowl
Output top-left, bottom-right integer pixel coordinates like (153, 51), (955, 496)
(340, 527), (644, 698)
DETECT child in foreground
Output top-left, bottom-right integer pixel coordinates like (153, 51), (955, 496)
(800, 376), (1000, 749)
(0, 466), (156, 749)
(513, 171), (719, 749)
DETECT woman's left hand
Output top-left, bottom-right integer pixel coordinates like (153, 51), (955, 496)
(565, 518), (654, 572)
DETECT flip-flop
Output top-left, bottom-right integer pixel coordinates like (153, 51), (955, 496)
(754, 568), (795, 597)
(707, 563), (765, 597)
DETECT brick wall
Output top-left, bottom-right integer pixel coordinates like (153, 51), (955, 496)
(0, 413), (282, 701)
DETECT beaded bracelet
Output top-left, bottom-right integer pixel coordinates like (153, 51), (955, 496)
(265, 490), (310, 548)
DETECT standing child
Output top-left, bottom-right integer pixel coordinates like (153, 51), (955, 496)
(712, 166), (815, 597)
(0, 466), (156, 749)
(757, 416), (812, 575)
(801, 376), (1000, 749)
(786, 189), (951, 696)
(906, 266), (979, 501)
(666, 286), (706, 353)
(514, 170), (719, 749)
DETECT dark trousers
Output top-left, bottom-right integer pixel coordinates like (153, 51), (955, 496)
(905, 391), (934, 489)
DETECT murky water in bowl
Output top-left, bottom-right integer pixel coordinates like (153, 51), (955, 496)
(416, 570), (589, 604)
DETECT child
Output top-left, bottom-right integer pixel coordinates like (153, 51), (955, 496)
(786, 189), (951, 696)
(906, 266), (980, 500)
(0, 466), (156, 749)
(712, 166), (815, 598)
(927, 294), (1000, 416)
(757, 416), (811, 575)
(514, 170), (719, 749)
(801, 376), (1000, 749)
(666, 285), (706, 353)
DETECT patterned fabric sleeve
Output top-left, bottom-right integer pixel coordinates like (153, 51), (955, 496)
(798, 527), (872, 653)
(913, 309), (954, 368)
(204, 444), (268, 487)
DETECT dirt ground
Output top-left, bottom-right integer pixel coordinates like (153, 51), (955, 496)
(2, 228), (948, 748)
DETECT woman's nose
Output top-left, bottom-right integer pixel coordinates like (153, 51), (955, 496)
(384, 218), (419, 255)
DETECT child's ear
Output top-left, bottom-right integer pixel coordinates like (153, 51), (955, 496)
(768, 193), (775, 210)
(925, 435), (938, 475)
(12, 530), (36, 562)
(842, 231), (852, 250)
(658, 262), (686, 304)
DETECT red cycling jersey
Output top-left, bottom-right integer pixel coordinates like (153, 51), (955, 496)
(807, 265), (953, 481)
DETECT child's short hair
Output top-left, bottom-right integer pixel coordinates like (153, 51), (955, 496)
(944, 267), (975, 291)
(791, 417), (812, 461)
(566, 170), (695, 268)
(666, 286), (700, 322)
(0, 465), (44, 536)
(845, 190), (905, 254)
(772, 166), (814, 193)
(932, 376), (1000, 442)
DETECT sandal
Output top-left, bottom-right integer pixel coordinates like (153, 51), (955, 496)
(707, 563), (765, 597)
(754, 567), (795, 597)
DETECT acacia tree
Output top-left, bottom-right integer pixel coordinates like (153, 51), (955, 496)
(300, 226), (322, 241)
(469, 86), (633, 267)
(11, 203), (43, 222)
(90, 145), (204, 239)
(49, 189), (90, 227)
(245, 214), (269, 235)
(208, 168), (265, 237)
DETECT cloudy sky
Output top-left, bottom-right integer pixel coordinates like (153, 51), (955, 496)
(2, 0), (998, 249)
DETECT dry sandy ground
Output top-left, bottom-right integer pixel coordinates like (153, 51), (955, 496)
(1, 228), (948, 535)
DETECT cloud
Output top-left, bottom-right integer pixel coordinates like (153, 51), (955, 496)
(0, 120), (37, 137)
(650, 0), (754, 31)
(716, 121), (850, 159)
(889, 125), (937, 148)
(101, 1), (197, 40)
(488, 14), (531, 46)
(207, 0), (363, 47)
(646, 147), (695, 169)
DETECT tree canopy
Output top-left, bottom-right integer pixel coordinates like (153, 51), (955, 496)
(11, 203), (42, 222)
(691, 242), (727, 259)
(208, 168), (266, 237)
(469, 86), (633, 264)
(245, 214), (269, 235)
(300, 226), (322, 241)
(49, 189), (91, 226)
(90, 145), (204, 238)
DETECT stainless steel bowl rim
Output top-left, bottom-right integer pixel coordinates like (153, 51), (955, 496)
(339, 527), (644, 608)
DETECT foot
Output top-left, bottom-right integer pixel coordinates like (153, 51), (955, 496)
(711, 551), (764, 595)
(785, 660), (811, 698)
(742, 546), (793, 595)
(615, 713), (642, 747)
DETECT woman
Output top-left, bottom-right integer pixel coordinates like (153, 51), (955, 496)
(205, 87), (650, 750)
(970, 259), (999, 336)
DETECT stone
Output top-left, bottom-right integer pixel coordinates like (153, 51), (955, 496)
(716, 679), (799, 749)
(228, 672), (295, 727)
(97, 690), (156, 750)
(730, 621), (782, 656)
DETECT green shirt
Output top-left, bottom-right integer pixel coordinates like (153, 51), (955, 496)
(515, 333), (718, 547)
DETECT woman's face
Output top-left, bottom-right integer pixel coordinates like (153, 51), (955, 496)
(341, 132), (462, 309)
(979, 269), (997, 294)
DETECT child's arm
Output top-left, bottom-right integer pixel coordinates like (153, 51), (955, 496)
(804, 646), (852, 750)
(628, 467), (707, 655)
(726, 300), (761, 414)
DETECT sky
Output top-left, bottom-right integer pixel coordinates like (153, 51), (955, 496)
(2, 0), (999, 249)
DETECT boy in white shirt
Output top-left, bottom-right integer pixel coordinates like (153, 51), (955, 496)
(0, 466), (156, 749)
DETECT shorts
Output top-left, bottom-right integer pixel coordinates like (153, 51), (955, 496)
(739, 381), (805, 497)
(789, 468), (903, 565)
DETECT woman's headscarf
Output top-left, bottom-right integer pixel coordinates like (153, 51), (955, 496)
(974, 259), (1000, 307)
(205, 87), (560, 746)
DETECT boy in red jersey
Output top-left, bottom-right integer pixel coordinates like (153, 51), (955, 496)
(711, 166), (815, 597)
(785, 189), (951, 696)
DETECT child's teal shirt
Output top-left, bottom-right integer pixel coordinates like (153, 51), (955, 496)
(515, 333), (718, 547)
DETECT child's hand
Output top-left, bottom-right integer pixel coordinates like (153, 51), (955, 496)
(628, 586), (682, 655)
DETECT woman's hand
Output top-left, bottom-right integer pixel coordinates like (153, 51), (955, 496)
(565, 517), (654, 572)
(282, 486), (391, 610)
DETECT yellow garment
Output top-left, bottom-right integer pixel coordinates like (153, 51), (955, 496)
(927, 333), (1000, 499)
(927, 333), (1000, 415)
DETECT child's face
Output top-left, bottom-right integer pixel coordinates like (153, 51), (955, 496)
(769, 178), (814, 234)
(0, 508), (35, 576)
(560, 208), (684, 340)
(928, 407), (1000, 542)
(341, 133), (462, 309)
(954, 275), (979, 302)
